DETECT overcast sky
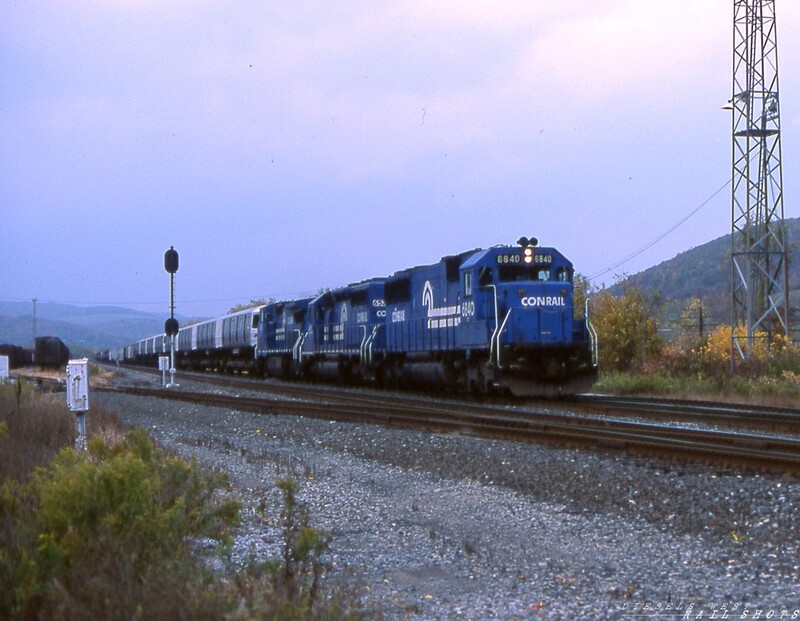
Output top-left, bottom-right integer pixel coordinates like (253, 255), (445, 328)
(2, 1), (799, 318)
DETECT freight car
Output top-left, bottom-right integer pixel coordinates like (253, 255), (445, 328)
(175, 305), (264, 373)
(114, 239), (598, 396)
(34, 337), (70, 369)
(0, 344), (33, 369)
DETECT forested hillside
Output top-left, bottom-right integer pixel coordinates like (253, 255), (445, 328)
(611, 217), (800, 332)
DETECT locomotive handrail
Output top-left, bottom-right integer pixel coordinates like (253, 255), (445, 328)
(487, 284), (500, 366)
(486, 285), (513, 369)
(372, 325), (380, 359)
(494, 309), (512, 369)
(585, 300), (599, 368)
(365, 325), (380, 366)
(358, 325), (368, 365)
(292, 329), (306, 364)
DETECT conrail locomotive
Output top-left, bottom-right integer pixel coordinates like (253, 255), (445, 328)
(104, 239), (598, 396)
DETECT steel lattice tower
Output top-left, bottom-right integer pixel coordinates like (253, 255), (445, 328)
(730, 0), (789, 363)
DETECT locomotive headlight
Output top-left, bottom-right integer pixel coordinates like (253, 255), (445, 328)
(524, 247), (533, 264)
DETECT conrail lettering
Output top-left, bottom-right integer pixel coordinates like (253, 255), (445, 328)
(521, 296), (566, 307)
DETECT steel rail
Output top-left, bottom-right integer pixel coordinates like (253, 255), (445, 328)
(570, 394), (800, 431)
(94, 383), (800, 473)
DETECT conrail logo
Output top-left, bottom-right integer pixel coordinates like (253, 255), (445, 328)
(423, 280), (460, 329)
(521, 296), (566, 307)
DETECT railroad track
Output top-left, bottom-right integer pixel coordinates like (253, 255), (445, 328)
(91, 367), (800, 474)
(570, 394), (800, 432)
(21, 366), (800, 473)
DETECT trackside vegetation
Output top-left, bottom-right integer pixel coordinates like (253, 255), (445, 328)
(0, 383), (367, 620)
(585, 279), (800, 404)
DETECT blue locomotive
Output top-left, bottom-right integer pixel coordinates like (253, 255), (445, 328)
(114, 239), (598, 396)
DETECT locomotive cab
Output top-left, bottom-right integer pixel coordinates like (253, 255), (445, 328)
(459, 243), (597, 395)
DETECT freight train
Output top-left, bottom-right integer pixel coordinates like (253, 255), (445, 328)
(106, 240), (598, 396)
(0, 344), (33, 369)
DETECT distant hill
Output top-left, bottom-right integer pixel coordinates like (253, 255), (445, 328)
(0, 302), (202, 358)
(611, 217), (800, 335)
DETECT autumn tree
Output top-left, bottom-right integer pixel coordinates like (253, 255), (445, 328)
(589, 282), (662, 372)
(572, 272), (591, 319)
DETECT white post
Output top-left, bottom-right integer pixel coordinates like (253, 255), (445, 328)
(66, 358), (89, 450)
(159, 355), (169, 386)
(168, 334), (177, 387)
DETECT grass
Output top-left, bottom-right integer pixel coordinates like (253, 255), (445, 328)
(594, 369), (800, 407)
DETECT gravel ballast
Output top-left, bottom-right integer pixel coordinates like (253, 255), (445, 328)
(95, 378), (800, 620)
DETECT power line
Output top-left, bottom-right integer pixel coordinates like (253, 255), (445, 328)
(587, 178), (731, 282)
(0, 292), (318, 309)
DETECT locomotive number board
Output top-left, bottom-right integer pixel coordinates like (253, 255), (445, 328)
(495, 253), (553, 265)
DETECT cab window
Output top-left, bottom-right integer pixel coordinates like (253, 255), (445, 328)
(498, 265), (551, 282)
(464, 272), (473, 296)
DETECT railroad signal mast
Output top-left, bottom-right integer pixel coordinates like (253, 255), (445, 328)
(729, 0), (790, 365)
(164, 246), (180, 387)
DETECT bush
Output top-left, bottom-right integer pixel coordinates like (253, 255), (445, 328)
(227, 479), (363, 621)
(0, 428), (241, 620)
(0, 387), (368, 620)
(655, 341), (696, 377)
(690, 326), (800, 382)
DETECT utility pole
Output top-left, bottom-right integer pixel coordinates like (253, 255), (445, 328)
(32, 298), (37, 348)
(728, 0), (790, 366)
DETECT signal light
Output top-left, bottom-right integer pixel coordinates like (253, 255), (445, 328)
(164, 246), (179, 274)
